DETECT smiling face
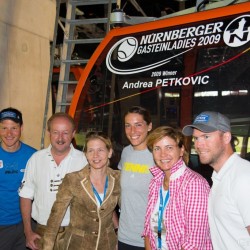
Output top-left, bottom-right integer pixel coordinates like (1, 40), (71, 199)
(85, 138), (112, 170)
(48, 117), (75, 156)
(0, 119), (22, 152)
(124, 113), (152, 150)
(152, 136), (184, 174)
(193, 129), (231, 171)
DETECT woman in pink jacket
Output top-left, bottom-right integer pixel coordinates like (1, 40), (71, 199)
(143, 126), (212, 250)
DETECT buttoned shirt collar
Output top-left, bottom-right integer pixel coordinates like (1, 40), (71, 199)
(46, 143), (80, 158)
(150, 158), (186, 181)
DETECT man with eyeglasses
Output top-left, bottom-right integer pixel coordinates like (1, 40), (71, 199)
(183, 111), (250, 250)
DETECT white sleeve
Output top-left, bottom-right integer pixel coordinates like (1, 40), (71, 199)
(234, 164), (250, 227)
(18, 154), (36, 199)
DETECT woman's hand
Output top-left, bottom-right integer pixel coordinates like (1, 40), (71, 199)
(145, 236), (152, 250)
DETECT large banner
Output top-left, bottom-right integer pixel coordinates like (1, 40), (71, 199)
(71, 4), (250, 159)
(106, 14), (250, 90)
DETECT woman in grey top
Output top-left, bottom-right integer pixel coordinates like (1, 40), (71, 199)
(118, 106), (155, 250)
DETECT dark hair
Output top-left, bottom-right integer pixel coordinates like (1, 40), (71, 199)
(83, 131), (113, 153)
(0, 107), (23, 125)
(47, 112), (75, 132)
(125, 106), (152, 125)
(147, 126), (189, 165)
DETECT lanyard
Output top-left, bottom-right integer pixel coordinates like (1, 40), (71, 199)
(157, 185), (170, 250)
(92, 176), (108, 205)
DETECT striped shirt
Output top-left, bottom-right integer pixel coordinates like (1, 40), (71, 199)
(143, 159), (213, 250)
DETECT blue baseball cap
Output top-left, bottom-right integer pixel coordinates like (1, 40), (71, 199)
(0, 108), (23, 125)
(182, 111), (231, 136)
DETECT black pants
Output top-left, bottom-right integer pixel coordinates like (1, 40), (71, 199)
(0, 222), (27, 250)
(118, 241), (145, 250)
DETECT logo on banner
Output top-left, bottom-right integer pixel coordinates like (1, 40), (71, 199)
(106, 36), (192, 75)
(223, 15), (250, 47)
(117, 38), (138, 62)
(106, 21), (224, 75)
(106, 15), (250, 75)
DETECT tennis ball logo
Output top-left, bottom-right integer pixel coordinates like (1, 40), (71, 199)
(117, 37), (138, 62)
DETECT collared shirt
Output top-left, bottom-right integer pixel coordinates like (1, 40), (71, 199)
(143, 159), (212, 250)
(209, 153), (250, 250)
(19, 144), (87, 226)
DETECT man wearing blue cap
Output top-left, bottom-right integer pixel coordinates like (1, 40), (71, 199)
(183, 111), (250, 250)
(0, 107), (36, 250)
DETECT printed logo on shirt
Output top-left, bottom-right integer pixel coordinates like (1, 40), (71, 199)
(0, 160), (3, 168)
(4, 162), (18, 174)
(124, 162), (150, 174)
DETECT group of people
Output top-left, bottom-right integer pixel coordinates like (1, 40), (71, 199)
(0, 106), (250, 250)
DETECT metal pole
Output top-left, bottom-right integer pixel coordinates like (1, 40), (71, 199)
(40, 0), (61, 149)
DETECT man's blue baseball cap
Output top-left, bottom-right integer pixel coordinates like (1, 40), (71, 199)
(0, 108), (23, 125)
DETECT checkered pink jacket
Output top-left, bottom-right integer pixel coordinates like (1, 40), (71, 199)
(142, 158), (213, 250)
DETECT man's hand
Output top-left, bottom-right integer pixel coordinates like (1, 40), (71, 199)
(25, 230), (41, 250)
